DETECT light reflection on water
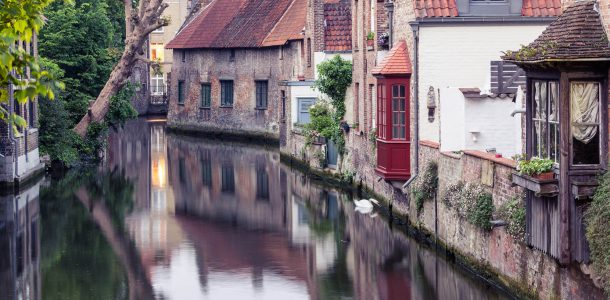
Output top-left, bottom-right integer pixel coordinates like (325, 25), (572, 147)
(1, 118), (512, 300)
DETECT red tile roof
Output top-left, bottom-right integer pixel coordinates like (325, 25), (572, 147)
(503, 0), (610, 62)
(324, 0), (352, 51)
(521, 0), (562, 17)
(414, 0), (458, 18)
(167, 0), (305, 49)
(372, 40), (412, 76)
(414, 0), (561, 18)
(262, 0), (307, 47)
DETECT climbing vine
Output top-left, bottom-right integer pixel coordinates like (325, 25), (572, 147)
(443, 182), (494, 231)
(497, 196), (526, 242)
(586, 167), (610, 295)
(411, 161), (438, 214)
(309, 55), (352, 156)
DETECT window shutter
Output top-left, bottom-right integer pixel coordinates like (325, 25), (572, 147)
(491, 61), (525, 95)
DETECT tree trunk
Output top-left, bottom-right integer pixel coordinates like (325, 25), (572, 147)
(73, 0), (168, 137)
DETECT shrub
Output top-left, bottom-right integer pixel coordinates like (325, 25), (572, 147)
(443, 182), (494, 231)
(497, 196), (526, 242)
(586, 167), (610, 295)
(469, 193), (494, 231)
(411, 161), (439, 213)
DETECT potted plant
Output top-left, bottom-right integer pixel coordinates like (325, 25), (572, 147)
(378, 32), (389, 50)
(518, 157), (555, 180)
(366, 32), (375, 47)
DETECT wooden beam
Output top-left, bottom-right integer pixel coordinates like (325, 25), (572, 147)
(559, 72), (571, 265)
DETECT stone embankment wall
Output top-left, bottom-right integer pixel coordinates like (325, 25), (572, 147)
(282, 136), (605, 299)
(413, 141), (605, 300)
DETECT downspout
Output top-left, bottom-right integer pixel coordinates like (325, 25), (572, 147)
(403, 24), (420, 190)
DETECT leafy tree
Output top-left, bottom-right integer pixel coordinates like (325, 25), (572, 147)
(586, 168), (610, 295)
(0, 0), (65, 132)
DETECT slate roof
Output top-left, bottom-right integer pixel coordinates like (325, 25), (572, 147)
(372, 40), (412, 76)
(414, 0), (561, 18)
(324, 0), (352, 51)
(503, 0), (610, 63)
(166, 0), (305, 49)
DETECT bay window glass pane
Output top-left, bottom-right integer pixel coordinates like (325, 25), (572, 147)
(571, 82), (600, 165)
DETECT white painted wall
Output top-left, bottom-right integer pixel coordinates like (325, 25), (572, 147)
(418, 24), (548, 149)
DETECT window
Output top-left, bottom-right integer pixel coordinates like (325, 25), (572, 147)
(391, 84), (407, 140)
(377, 83), (387, 139)
(201, 151), (212, 187)
(297, 98), (316, 124)
(354, 83), (360, 125)
(220, 80), (234, 107)
(178, 81), (185, 104)
(28, 100), (35, 128)
(151, 74), (165, 96)
(200, 83), (211, 108)
(150, 43), (165, 62)
(221, 163), (235, 193)
(255, 81), (268, 109)
(531, 80), (560, 163)
(570, 81), (601, 165)
(153, 26), (164, 33)
(181, 50), (186, 63)
(230, 49), (235, 62)
(256, 165), (269, 200)
(281, 90), (286, 122)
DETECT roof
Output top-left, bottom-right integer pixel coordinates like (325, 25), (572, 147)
(262, 0), (307, 47)
(521, 0), (562, 17)
(414, 0), (458, 18)
(414, 0), (561, 18)
(324, 0), (352, 51)
(166, 0), (305, 49)
(372, 40), (412, 76)
(503, 0), (610, 63)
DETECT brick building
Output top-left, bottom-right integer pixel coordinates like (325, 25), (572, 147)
(0, 37), (43, 185)
(281, 0), (353, 165)
(165, 0), (308, 140)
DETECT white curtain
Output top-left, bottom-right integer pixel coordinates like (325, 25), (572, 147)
(571, 82), (600, 144)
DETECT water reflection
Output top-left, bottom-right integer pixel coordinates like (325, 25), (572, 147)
(0, 181), (42, 300)
(31, 118), (510, 300)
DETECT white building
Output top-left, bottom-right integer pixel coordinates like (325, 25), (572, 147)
(412, 0), (560, 157)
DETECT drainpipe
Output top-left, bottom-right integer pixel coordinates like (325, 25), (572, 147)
(8, 73), (20, 181)
(385, 1), (394, 47)
(402, 24), (420, 190)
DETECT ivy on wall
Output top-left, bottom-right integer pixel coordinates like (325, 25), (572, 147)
(411, 161), (439, 214)
(443, 182), (494, 231)
(586, 167), (610, 295)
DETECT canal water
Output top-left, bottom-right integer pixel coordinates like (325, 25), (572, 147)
(1, 118), (513, 300)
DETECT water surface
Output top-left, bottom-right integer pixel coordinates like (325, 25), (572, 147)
(1, 118), (511, 299)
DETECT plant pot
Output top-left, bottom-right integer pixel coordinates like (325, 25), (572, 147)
(367, 39), (374, 47)
(534, 172), (554, 181)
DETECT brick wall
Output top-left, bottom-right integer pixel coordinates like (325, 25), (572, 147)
(167, 43), (301, 139)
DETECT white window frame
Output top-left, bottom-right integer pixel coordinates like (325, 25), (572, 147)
(151, 74), (165, 96)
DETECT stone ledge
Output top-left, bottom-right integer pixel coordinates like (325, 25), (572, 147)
(463, 150), (517, 169)
(419, 140), (440, 149)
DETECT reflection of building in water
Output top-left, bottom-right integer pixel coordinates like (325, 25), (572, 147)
(0, 180), (42, 300)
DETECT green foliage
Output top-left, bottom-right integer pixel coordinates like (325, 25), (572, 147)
(497, 196), (526, 241)
(443, 182), (494, 231)
(0, 0), (66, 133)
(341, 170), (356, 184)
(411, 161), (439, 214)
(469, 193), (494, 231)
(106, 84), (138, 129)
(586, 167), (610, 295)
(37, 1), (134, 166)
(518, 157), (554, 176)
(312, 55), (352, 156)
(367, 32), (375, 40)
(306, 101), (338, 141)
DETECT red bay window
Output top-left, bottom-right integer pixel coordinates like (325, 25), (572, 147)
(372, 41), (412, 181)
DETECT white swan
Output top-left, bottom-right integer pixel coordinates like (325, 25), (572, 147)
(353, 198), (379, 209)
